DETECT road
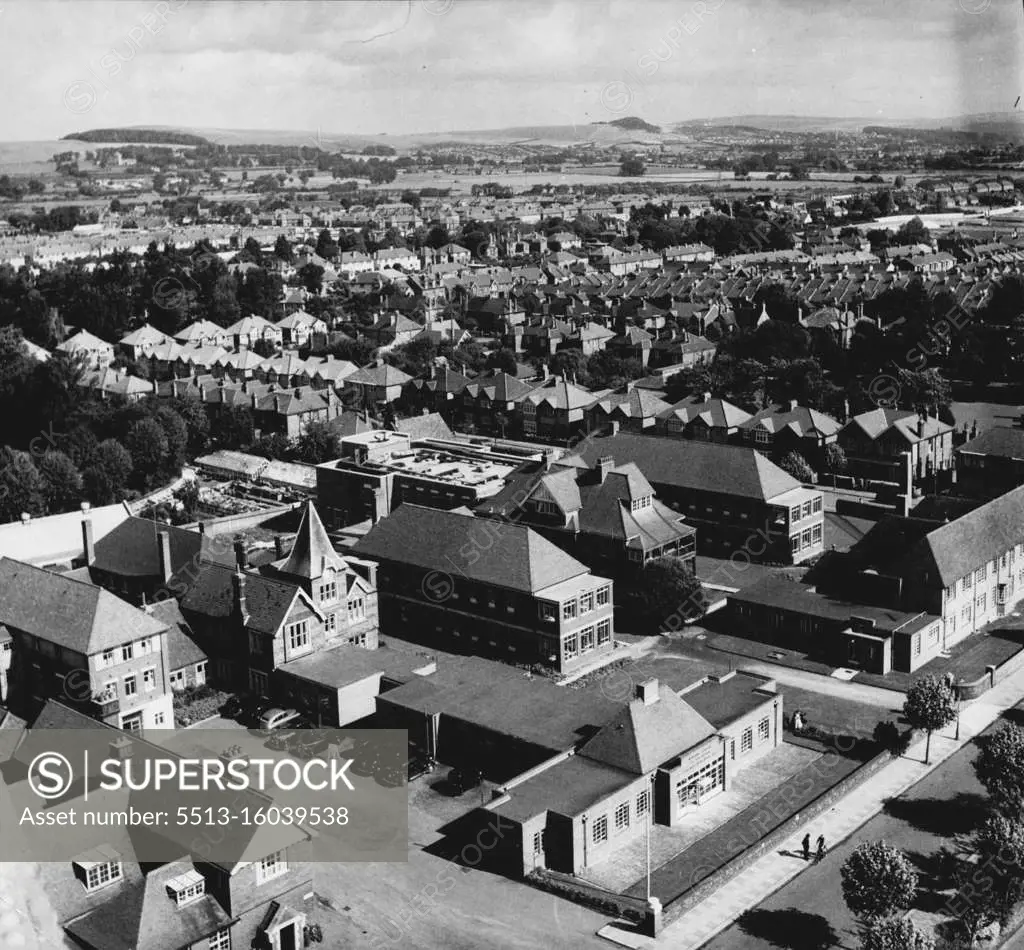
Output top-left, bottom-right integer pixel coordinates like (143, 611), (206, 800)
(698, 706), (1015, 950)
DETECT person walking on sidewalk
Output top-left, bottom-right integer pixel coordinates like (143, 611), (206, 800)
(802, 833), (811, 860)
(815, 835), (826, 863)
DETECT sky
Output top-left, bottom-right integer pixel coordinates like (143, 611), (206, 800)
(1, 0), (1022, 141)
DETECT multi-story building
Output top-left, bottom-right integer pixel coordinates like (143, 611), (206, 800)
(475, 454), (697, 581)
(657, 393), (751, 442)
(315, 429), (543, 528)
(352, 504), (615, 673)
(566, 434), (825, 565)
(520, 375), (603, 443)
(453, 371), (538, 437)
(0, 558), (174, 731)
(839, 408), (954, 482)
(178, 501), (379, 698)
(739, 401), (842, 467)
(955, 427), (1024, 499)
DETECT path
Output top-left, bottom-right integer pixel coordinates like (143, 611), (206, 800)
(598, 663), (1023, 950)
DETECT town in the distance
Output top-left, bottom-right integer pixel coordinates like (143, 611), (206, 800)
(5, 8), (1024, 950)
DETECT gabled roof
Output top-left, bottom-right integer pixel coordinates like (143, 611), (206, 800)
(523, 376), (598, 411)
(843, 408), (953, 443)
(564, 433), (802, 501)
(120, 324), (169, 347)
(393, 412), (455, 441)
(91, 517), (233, 579)
(179, 562), (306, 636)
(0, 558), (168, 654)
(590, 388), (671, 420)
(580, 685), (716, 774)
(658, 395), (752, 430)
(958, 427), (1024, 460)
(742, 402), (842, 439)
(63, 860), (232, 950)
(352, 504), (590, 594)
(346, 364), (413, 387)
(464, 371), (536, 402)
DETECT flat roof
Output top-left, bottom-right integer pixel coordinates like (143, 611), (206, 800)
(535, 574), (611, 602)
(378, 654), (622, 752)
(681, 672), (775, 729)
(278, 643), (435, 689)
(492, 755), (637, 823)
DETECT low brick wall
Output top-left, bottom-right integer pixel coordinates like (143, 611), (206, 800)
(660, 744), (897, 926)
(528, 869), (647, 924)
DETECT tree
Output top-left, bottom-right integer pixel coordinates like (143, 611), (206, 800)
(619, 158), (646, 177)
(315, 228), (338, 261)
(632, 557), (706, 633)
(250, 432), (292, 461)
(840, 841), (918, 923)
(124, 417), (169, 487)
(861, 916), (934, 950)
(824, 443), (848, 474)
(297, 263), (324, 294)
(210, 406), (254, 449)
(36, 450), (83, 514)
(171, 397), (211, 456)
(974, 723), (1024, 816)
(293, 421), (341, 464)
(154, 406), (189, 478)
(487, 348), (519, 375)
(873, 720), (911, 759)
(974, 813), (1024, 911)
(0, 448), (46, 523)
(778, 451), (815, 483)
(274, 234), (293, 261)
(82, 439), (133, 505)
(902, 675), (957, 765)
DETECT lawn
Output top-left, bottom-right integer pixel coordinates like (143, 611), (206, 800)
(777, 685), (900, 741)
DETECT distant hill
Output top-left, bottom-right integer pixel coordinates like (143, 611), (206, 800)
(596, 117), (662, 134)
(61, 128), (211, 146)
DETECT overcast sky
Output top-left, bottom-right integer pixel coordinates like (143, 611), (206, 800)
(2, 0), (1022, 140)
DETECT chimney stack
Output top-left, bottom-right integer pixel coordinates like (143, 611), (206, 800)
(232, 571), (249, 626)
(157, 529), (173, 584)
(701, 391), (712, 404)
(274, 535), (287, 559)
(597, 456), (614, 483)
(636, 678), (659, 706)
(233, 539), (248, 572)
(81, 512), (95, 566)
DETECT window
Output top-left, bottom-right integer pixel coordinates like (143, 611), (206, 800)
(741, 727), (753, 753)
(74, 855), (122, 893)
(802, 500), (812, 519)
(791, 536), (800, 555)
(962, 575), (972, 592)
(597, 619), (612, 645)
(962, 606), (971, 623)
(758, 717), (770, 742)
(347, 598), (365, 623)
(579, 591), (594, 614)
(754, 428), (770, 444)
(154, 712), (165, 726)
(168, 869), (205, 906)
(169, 669), (185, 690)
(811, 524), (823, 546)
(596, 586), (611, 607)
(614, 802), (630, 830)
(636, 789), (650, 816)
(348, 632), (368, 648)
(121, 644), (133, 662)
(563, 633), (578, 659)
(208, 929), (230, 950)
(257, 850), (287, 884)
(977, 566), (987, 584)
(790, 506), (801, 524)
(539, 602), (557, 623)
(249, 631), (264, 656)
(562, 600), (577, 621)
(630, 495), (652, 512)
(325, 613), (336, 633)
(580, 627), (595, 654)
(102, 648), (115, 668)
(592, 816), (608, 844)
(929, 626), (940, 643)
(142, 668), (156, 692)
(812, 496), (822, 513)
(319, 580), (337, 602)
(137, 638), (153, 655)
(532, 832), (543, 854)
(977, 594), (987, 613)
(286, 621), (309, 652)
(123, 675), (137, 698)
(914, 634), (922, 656)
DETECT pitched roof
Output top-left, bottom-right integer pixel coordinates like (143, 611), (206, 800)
(179, 562), (305, 636)
(91, 518), (232, 579)
(346, 364), (413, 387)
(659, 395), (752, 430)
(150, 599), (208, 671)
(120, 324), (170, 347)
(565, 433), (802, 501)
(844, 408), (953, 443)
(393, 412), (455, 441)
(352, 504), (590, 594)
(0, 558), (167, 654)
(523, 376), (598, 411)
(63, 860), (233, 950)
(276, 501), (346, 581)
(742, 402), (842, 439)
(580, 685), (716, 774)
(958, 426), (1024, 460)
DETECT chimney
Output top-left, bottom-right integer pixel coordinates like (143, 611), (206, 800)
(609, 419), (620, 435)
(233, 539), (248, 572)
(81, 512), (95, 566)
(274, 395), (282, 413)
(597, 456), (614, 483)
(198, 522), (206, 536)
(902, 451), (913, 517)
(232, 571), (249, 625)
(157, 529), (173, 584)
(636, 678), (659, 706)
(789, 398), (799, 412)
(274, 535), (287, 559)
(701, 391), (712, 404)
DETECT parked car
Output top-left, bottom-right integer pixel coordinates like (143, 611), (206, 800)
(219, 696), (244, 720)
(240, 695), (273, 726)
(258, 707), (301, 731)
(408, 753), (434, 781)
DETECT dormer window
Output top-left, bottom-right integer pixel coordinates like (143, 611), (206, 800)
(167, 869), (206, 906)
(630, 495), (652, 512)
(319, 579), (337, 602)
(73, 847), (123, 893)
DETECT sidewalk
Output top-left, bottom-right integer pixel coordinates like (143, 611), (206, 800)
(598, 664), (1024, 950)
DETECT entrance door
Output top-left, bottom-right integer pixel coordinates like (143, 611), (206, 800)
(278, 923), (297, 950)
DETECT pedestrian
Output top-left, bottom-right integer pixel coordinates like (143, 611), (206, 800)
(815, 835), (826, 863)
(802, 833), (811, 861)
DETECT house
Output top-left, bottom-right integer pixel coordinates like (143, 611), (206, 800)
(251, 386), (342, 439)
(586, 389), (672, 434)
(57, 329), (115, 368)
(223, 314), (283, 351)
(475, 454), (698, 582)
(740, 401), (842, 466)
(352, 504), (615, 674)
(520, 375), (602, 443)
(454, 371), (538, 437)
(403, 364), (470, 414)
(80, 368), (154, 403)
(374, 247), (419, 270)
(174, 319), (231, 349)
(565, 434), (825, 565)
(275, 309), (327, 348)
(0, 558), (174, 731)
(119, 324), (171, 361)
(955, 427), (1024, 499)
(658, 394), (752, 442)
(839, 409), (954, 482)
(649, 332), (717, 370)
(607, 326), (654, 367)
(177, 502), (379, 699)
(344, 363), (413, 409)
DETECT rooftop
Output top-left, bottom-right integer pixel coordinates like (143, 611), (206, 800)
(681, 671), (776, 729)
